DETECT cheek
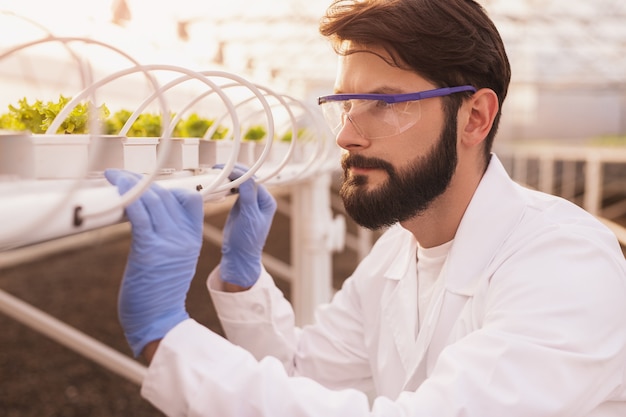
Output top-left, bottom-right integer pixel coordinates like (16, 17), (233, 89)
(392, 123), (442, 164)
(372, 102), (447, 170)
(419, 100), (447, 134)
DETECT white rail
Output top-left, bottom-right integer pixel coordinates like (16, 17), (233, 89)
(495, 141), (626, 218)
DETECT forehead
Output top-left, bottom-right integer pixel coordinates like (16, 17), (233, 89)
(334, 44), (432, 94)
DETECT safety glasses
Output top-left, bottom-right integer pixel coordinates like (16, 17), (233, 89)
(318, 85), (476, 139)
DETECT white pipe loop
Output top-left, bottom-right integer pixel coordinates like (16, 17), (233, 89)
(115, 73), (241, 196)
(173, 71), (277, 198)
(48, 65), (263, 221)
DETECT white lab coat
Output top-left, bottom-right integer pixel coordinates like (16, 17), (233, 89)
(142, 155), (626, 417)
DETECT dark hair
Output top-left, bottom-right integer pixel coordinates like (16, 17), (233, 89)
(319, 0), (511, 164)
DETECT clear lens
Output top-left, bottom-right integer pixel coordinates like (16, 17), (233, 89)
(320, 99), (421, 139)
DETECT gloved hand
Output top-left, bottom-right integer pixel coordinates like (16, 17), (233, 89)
(104, 169), (204, 357)
(218, 164), (277, 288)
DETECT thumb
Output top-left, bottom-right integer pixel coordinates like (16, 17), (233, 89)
(105, 169), (142, 195)
(257, 185), (276, 214)
(236, 177), (258, 206)
(113, 174), (137, 196)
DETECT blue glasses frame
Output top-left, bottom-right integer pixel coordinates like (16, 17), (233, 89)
(317, 85), (476, 105)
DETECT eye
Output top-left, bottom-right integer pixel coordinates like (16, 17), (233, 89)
(340, 100), (352, 113)
(373, 99), (393, 109)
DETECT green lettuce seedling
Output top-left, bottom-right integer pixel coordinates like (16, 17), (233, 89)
(0, 95), (109, 134)
(243, 125), (267, 141)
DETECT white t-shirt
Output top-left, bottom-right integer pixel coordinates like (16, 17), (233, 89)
(416, 240), (453, 333)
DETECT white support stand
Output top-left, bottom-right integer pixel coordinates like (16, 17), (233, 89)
(583, 157), (602, 215)
(290, 172), (341, 325)
(494, 141), (626, 245)
(496, 141), (626, 217)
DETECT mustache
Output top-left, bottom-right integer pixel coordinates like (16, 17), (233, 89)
(341, 154), (394, 172)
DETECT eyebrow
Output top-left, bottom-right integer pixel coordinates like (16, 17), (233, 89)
(333, 86), (406, 95)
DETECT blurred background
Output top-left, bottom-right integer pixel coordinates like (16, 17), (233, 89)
(0, 0), (625, 416)
(1, 0), (625, 139)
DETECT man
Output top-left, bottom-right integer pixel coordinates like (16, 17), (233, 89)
(105, 0), (626, 416)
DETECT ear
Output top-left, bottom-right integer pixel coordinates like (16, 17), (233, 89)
(459, 88), (499, 147)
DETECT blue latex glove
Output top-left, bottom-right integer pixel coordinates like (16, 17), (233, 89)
(218, 164), (277, 288)
(104, 169), (204, 357)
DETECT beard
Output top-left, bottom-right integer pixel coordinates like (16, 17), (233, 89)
(339, 110), (458, 230)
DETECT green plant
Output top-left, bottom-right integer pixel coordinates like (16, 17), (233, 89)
(243, 125), (267, 141)
(0, 98), (44, 133)
(0, 97), (236, 141)
(125, 112), (162, 137)
(0, 113), (19, 131)
(42, 96), (110, 134)
(105, 111), (232, 139)
(279, 127), (310, 142)
(176, 113), (229, 139)
(0, 95), (110, 134)
(105, 110), (176, 138)
(103, 109), (133, 135)
(209, 122), (229, 140)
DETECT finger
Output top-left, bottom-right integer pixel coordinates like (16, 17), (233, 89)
(104, 169), (142, 190)
(139, 184), (184, 233)
(116, 176), (152, 230)
(257, 185), (277, 214)
(170, 188), (205, 225)
(104, 168), (122, 186)
(115, 174), (136, 196)
(212, 163), (251, 181)
(236, 176), (258, 206)
(229, 164), (252, 181)
(104, 170), (154, 231)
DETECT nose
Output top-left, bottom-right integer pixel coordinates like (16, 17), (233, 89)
(335, 113), (370, 150)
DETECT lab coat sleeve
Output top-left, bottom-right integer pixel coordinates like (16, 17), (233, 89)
(141, 319), (383, 417)
(207, 264), (376, 395)
(207, 266), (298, 369)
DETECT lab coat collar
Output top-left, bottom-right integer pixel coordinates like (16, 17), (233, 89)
(444, 154), (526, 295)
(381, 154), (526, 295)
(383, 228), (417, 281)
